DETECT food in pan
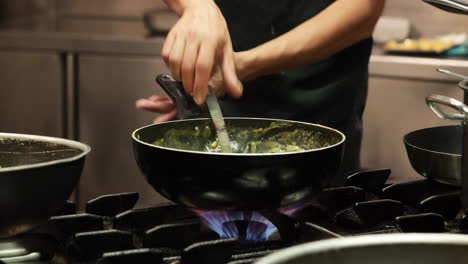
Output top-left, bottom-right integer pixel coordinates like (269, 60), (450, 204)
(151, 122), (334, 153)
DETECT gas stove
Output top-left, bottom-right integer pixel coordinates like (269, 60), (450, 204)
(2, 168), (468, 264)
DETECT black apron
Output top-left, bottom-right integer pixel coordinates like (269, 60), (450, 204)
(215, 0), (373, 184)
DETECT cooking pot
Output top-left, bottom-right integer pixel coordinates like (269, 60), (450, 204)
(0, 133), (90, 238)
(132, 75), (346, 211)
(404, 79), (468, 213)
(404, 81), (468, 186)
(255, 233), (468, 264)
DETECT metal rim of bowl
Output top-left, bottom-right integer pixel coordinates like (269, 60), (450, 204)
(0, 132), (91, 173)
(255, 233), (468, 264)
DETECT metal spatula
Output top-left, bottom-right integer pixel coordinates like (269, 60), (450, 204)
(206, 86), (232, 152)
(156, 74), (232, 152)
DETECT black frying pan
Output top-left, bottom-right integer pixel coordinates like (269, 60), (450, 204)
(0, 133), (90, 238)
(404, 125), (462, 185)
(132, 75), (345, 211)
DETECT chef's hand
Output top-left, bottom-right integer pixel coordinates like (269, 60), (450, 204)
(162, 0), (243, 105)
(135, 95), (177, 123)
(135, 59), (240, 124)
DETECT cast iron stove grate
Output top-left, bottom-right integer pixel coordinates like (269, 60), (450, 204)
(1, 168), (467, 264)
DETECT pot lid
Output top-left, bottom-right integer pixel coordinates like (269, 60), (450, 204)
(423, 0), (468, 15)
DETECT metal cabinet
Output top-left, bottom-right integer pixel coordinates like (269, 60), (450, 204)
(77, 55), (169, 207)
(0, 51), (63, 137)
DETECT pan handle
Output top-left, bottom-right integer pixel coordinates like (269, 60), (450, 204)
(426, 94), (468, 122)
(155, 74), (207, 119)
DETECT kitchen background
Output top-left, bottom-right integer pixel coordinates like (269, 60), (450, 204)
(1, 0), (467, 208)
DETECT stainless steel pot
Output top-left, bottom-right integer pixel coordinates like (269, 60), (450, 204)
(426, 90), (468, 214)
(255, 233), (468, 264)
(403, 79), (468, 214)
(404, 92), (468, 187)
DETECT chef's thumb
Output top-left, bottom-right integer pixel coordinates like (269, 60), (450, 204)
(222, 52), (243, 99)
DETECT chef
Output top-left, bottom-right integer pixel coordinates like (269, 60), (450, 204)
(137, 0), (386, 182)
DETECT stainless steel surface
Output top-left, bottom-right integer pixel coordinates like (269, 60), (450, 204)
(0, 0), (51, 20)
(436, 70), (468, 104)
(427, 94), (468, 121)
(206, 86), (231, 152)
(65, 53), (77, 140)
(437, 68), (468, 80)
(0, 31), (164, 55)
(424, 0), (468, 14)
(54, 0), (165, 18)
(0, 51), (63, 137)
(462, 79), (468, 104)
(255, 233), (468, 264)
(77, 55), (169, 207)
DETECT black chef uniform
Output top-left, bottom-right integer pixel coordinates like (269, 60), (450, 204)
(216, 0), (373, 184)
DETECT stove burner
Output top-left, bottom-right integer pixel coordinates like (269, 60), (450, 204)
(3, 169), (466, 264)
(193, 210), (278, 242)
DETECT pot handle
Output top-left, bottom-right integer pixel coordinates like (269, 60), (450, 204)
(155, 74), (207, 119)
(460, 79), (468, 92)
(426, 94), (468, 122)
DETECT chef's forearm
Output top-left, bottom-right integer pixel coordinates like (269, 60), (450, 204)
(236, 0), (385, 81)
(163, 0), (215, 16)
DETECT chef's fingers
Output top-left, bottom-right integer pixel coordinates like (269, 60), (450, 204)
(181, 42), (200, 95)
(193, 42), (216, 105)
(148, 95), (173, 103)
(152, 109), (178, 124)
(135, 98), (176, 113)
(162, 31), (176, 67)
(168, 35), (186, 81)
(222, 51), (243, 99)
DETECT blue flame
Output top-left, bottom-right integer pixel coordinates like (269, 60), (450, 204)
(193, 210), (278, 241)
(247, 212), (277, 241)
(193, 210), (243, 239)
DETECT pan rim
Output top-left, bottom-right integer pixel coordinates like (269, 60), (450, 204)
(255, 233), (468, 264)
(132, 117), (346, 156)
(403, 125), (462, 158)
(0, 132), (91, 172)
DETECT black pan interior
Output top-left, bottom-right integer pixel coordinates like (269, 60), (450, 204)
(404, 125), (462, 155)
(0, 138), (83, 168)
(135, 118), (344, 153)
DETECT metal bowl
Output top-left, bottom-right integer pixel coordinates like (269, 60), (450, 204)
(256, 233), (468, 264)
(0, 133), (91, 237)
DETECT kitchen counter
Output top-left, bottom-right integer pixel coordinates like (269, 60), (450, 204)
(370, 47), (468, 81)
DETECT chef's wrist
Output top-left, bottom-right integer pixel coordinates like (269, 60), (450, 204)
(235, 51), (258, 82)
(164, 0), (215, 16)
